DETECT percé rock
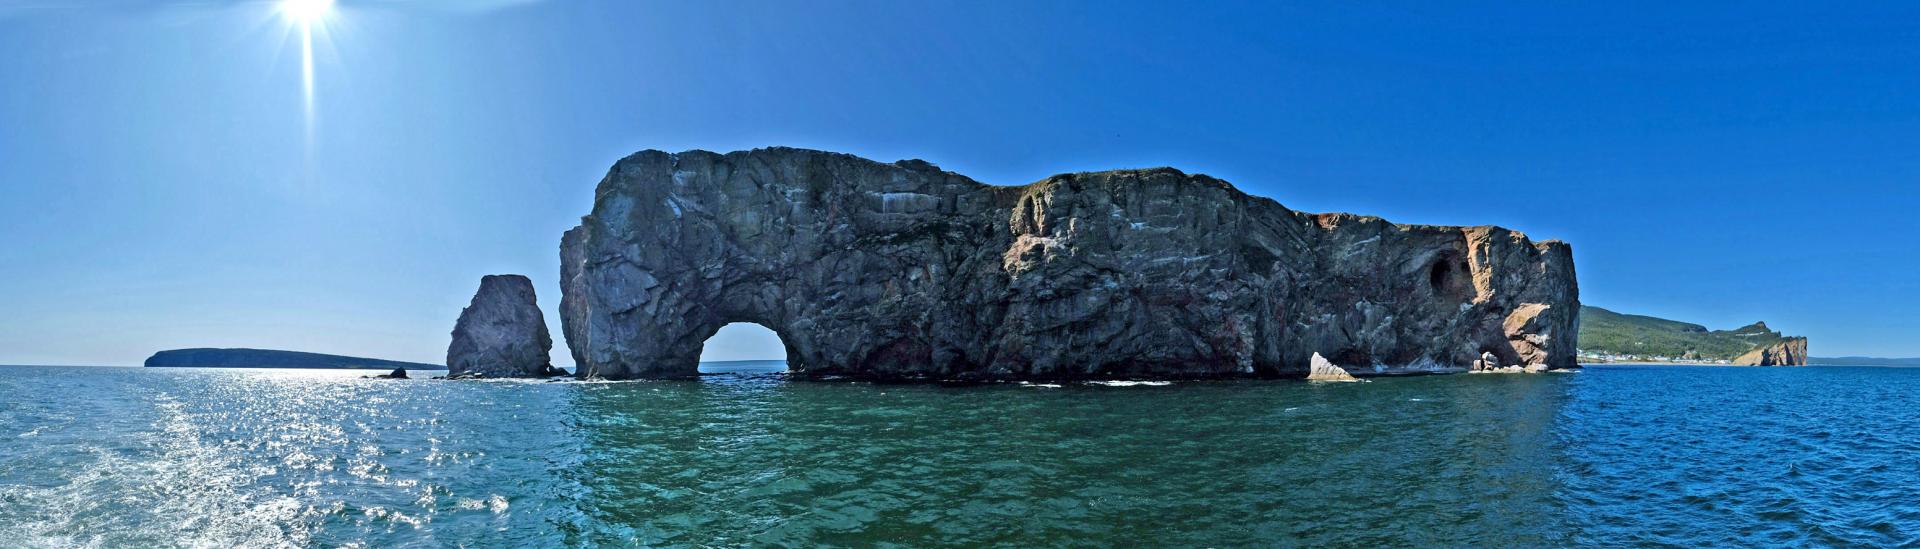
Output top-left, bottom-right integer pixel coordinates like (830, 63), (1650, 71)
(1306, 352), (1359, 382)
(559, 147), (1579, 380)
(1733, 336), (1808, 366)
(447, 275), (557, 378)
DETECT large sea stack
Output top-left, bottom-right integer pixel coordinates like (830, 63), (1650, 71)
(559, 148), (1580, 380)
(447, 274), (558, 377)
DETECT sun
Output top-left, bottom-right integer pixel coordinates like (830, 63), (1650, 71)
(281, 0), (334, 22)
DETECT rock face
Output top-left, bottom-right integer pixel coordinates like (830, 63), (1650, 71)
(1307, 352), (1359, 382)
(447, 275), (557, 377)
(1734, 337), (1808, 366)
(560, 147), (1580, 380)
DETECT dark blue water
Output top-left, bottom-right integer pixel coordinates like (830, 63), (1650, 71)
(0, 363), (1915, 546)
(1557, 366), (1920, 546)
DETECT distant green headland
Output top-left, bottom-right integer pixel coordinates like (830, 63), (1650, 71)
(144, 348), (446, 370)
(1577, 306), (1807, 365)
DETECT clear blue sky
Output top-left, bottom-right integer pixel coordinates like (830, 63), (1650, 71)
(3, 1), (1917, 366)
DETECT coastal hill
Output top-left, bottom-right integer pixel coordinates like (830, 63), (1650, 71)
(144, 348), (446, 370)
(1577, 306), (1807, 365)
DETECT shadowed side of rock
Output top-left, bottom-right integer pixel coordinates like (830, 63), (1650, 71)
(448, 274), (558, 378)
(560, 147), (1580, 380)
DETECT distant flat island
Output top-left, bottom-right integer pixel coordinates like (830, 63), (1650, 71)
(144, 348), (446, 370)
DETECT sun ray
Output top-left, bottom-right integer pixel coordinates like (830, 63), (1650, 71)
(279, 0), (333, 175)
(301, 21), (314, 145)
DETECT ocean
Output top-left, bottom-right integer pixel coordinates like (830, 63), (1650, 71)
(1, 363), (1915, 546)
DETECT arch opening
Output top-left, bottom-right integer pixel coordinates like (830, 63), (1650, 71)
(696, 322), (790, 375)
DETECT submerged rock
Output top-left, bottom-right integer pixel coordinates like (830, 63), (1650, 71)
(560, 148), (1580, 380)
(366, 367), (409, 379)
(447, 275), (556, 378)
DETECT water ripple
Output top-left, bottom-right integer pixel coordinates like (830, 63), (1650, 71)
(1558, 365), (1920, 547)
(0, 364), (1916, 546)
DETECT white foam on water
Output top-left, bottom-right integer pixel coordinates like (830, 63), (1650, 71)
(460, 377), (571, 385)
(489, 495), (511, 514)
(1086, 380), (1173, 387)
(568, 378), (654, 384)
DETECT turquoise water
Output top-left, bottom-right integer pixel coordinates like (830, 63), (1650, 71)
(1, 363), (1916, 546)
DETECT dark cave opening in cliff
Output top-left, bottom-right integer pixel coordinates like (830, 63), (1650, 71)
(1429, 260), (1453, 290)
(1427, 253), (1473, 299)
(696, 322), (791, 375)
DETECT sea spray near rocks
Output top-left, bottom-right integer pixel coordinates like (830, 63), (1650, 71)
(559, 147), (1580, 380)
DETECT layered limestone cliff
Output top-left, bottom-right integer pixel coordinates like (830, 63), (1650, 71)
(560, 148), (1579, 380)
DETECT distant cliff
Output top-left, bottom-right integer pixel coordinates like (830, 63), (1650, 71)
(1732, 337), (1808, 366)
(1577, 306), (1808, 365)
(144, 348), (446, 370)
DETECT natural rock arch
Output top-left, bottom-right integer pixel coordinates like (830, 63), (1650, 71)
(560, 147), (1579, 380)
(694, 322), (793, 367)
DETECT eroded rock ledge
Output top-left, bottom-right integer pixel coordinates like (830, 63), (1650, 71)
(559, 147), (1580, 380)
